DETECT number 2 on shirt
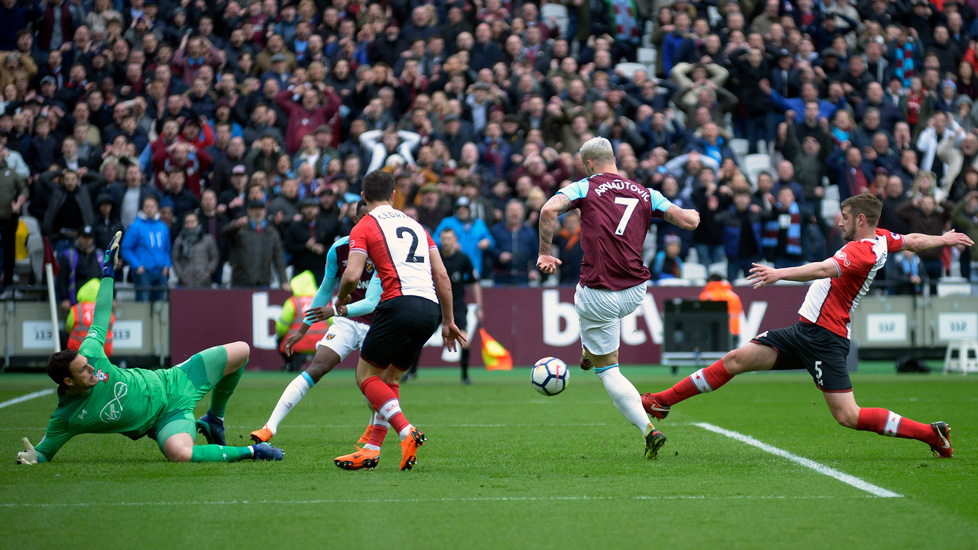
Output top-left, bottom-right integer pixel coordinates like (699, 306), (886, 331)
(396, 226), (424, 263)
(613, 197), (639, 236)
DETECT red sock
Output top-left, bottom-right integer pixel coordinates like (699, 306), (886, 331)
(856, 408), (936, 444)
(367, 423), (388, 448)
(654, 360), (733, 406)
(360, 376), (410, 434)
(388, 382), (399, 399)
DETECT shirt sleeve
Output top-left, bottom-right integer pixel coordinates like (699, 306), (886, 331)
(34, 416), (74, 463)
(345, 272), (382, 318)
(426, 229), (436, 249)
(832, 242), (874, 275)
(557, 178), (589, 208)
(649, 190), (676, 213)
(877, 228), (906, 253)
(78, 278), (115, 360)
(348, 223), (368, 256)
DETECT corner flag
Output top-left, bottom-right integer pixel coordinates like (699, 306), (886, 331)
(479, 328), (512, 370)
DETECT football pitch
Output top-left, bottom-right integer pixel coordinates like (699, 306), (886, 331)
(1, 365), (976, 549)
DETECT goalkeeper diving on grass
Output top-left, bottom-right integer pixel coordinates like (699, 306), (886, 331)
(15, 232), (284, 465)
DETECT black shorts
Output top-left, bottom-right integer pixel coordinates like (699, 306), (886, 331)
(360, 295), (442, 370)
(453, 305), (468, 332)
(751, 321), (853, 392)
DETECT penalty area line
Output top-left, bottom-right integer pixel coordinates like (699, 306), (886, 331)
(693, 422), (901, 498)
(0, 389), (55, 410)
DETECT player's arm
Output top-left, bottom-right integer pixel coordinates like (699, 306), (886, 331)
(344, 272), (382, 318)
(19, 417), (73, 465)
(663, 204), (701, 230)
(538, 194), (571, 256)
(302, 242), (341, 325)
(537, 194), (571, 274)
(901, 230), (974, 253)
(80, 231), (122, 359)
(336, 251), (367, 305)
(746, 258), (840, 289)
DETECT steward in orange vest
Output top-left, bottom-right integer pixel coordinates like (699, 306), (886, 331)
(699, 273), (742, 342)
(276, 271), (328, 356)
(66, 279), (115, 356)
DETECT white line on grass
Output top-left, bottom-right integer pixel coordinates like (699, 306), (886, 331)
(0, 494), (879, 508)
(693, 422), (901, 498)
(0, 389), (54, 410)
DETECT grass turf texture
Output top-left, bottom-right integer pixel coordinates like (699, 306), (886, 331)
(1, 364), (976, 549)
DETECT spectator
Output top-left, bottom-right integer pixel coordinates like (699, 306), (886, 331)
(42, 169), (95, 250)
(650, 234), (684, 281)
(716, 188), (763, 281)
(171, 211), (219, 288)
(283, 197), (331, 285)
(120, 195), (171, 302)
(951, 191), (978, 288)
(889, 250), (925, 295)
(222, 199), (288, 291)
(762, 187), (808, 268)
(92, 192), (122, 253)
(552, 208), (584, 286)
(490, 199), (538, 285)
(55, 225), (102, 310)
(896, 194), (952, 286)
(434, 196), (495, 277)
(274, 82), (341, 154)
(0, 148), (27, 294)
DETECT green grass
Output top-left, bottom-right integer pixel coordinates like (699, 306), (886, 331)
(1, 365), (976, 549)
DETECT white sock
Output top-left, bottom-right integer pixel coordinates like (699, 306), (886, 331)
(370, 412), (390, 430)
(398, 425), (413, 440)
(265, 372), (314, 434)
(596, 367), (650, 435)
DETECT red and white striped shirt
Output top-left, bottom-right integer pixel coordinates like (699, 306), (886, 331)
(349, 205), (438, 303)
(799, 228), (905, 338)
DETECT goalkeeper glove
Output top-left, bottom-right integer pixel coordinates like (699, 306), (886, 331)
(102, 231), (122, 278)
(16, 437), (37, 465)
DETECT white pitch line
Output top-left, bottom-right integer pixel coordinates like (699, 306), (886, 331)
(0, 494), (876, 508)
(693, 422), (901, 498)
(0, 389), (54, 410)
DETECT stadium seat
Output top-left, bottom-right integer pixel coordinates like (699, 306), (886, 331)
(943, 339), (978, 374)
(823, 185), (840, 202)
(936, 277), (972, 297)
(742, 153), (771, 186)
(681, 262), (707, 283)
(616, 62), (649, 80)
(708, 261), (728, 278)
(637, 47), (656, 65)
(821, 199), (841, 221)
(656, 277), (692, 286)
(540, 3), (569, 38)
(729, 138), (749, 159)
(642, 20), (654, 48)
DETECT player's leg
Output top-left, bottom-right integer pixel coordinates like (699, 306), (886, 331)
(824, 387), (953, 457)
(456, 306), (471, 384)
(193, 341), (251, 445)
(643, 338), (779, 418)
(157, 418), (282, 462)
(575, 285), (650, 432)
(251, 321), (357, 443)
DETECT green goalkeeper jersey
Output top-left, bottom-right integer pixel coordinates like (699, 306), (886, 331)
(35, 279), (170, 462)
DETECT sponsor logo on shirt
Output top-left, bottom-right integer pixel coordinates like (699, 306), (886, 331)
(100, 381), (128, 423)
(834, 251), (850, 267)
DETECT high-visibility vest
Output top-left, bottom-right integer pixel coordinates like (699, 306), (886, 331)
(699, 282), (742, 336)
(279, 296), (328, 353)
(68, 302), (115, 356)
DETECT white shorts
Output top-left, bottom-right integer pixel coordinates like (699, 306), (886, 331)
(574, 281), (647, 356)
(317, 316), (371, 359)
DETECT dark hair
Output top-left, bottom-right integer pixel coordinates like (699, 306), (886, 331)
(841, 192), (882, 225)
(46, 349), (78, 387)
(361, 170), (395, 202)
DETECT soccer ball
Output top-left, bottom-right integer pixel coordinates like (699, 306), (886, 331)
(531, 357), (569, 396)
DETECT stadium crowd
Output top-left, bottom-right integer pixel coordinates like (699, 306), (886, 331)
(2, 0), (978, 304)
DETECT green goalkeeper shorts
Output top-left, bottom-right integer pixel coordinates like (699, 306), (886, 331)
(153, 345), (230, 451)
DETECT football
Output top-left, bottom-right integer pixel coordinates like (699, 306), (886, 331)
(531, 357), (569, 396)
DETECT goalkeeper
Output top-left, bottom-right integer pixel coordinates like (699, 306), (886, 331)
(15, 232), (284, 465)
